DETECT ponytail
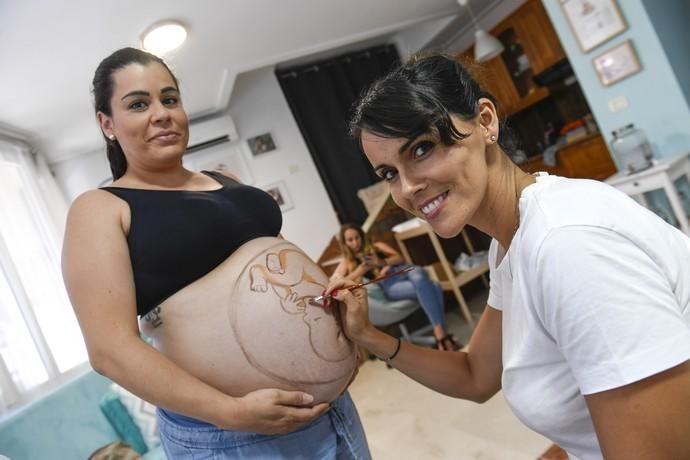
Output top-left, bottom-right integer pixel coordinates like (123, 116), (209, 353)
(105, 138), (127, 180)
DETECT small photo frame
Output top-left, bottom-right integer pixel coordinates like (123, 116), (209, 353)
(263, 180), (293, 212)
(560, 0), (627, 52)
(592, 40), (641, 86)
(247, 132), (276, 156)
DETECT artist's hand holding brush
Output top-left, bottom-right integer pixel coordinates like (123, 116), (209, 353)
(325, 278), (403, 364)
(323, 278), (372, 343)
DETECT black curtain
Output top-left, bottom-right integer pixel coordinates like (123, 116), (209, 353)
(277, 44), (400, 225)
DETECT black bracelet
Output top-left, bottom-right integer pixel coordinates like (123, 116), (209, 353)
(385, 337), (402, 361)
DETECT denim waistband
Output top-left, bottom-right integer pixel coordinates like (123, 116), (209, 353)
(157, 391), (370, 459)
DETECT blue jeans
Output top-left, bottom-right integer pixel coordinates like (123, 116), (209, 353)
(380, 264), (446, 329)
(157, 392), (371, 459)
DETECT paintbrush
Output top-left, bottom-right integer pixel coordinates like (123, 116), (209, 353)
(312, 266), (414, 303)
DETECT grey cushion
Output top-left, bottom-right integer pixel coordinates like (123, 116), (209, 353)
(367, 295), (419, 327)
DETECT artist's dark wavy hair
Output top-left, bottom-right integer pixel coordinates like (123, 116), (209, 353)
(92, 47), (180, 180)
(349, 52), (516, 156)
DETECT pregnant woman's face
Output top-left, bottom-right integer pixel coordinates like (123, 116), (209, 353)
(230, 241), (355, 385)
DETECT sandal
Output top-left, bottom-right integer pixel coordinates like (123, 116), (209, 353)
(436, 334), (462, 351)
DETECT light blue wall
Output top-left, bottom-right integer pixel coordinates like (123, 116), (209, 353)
(640, 0), (690, 107)
(542, 0), (690, 159)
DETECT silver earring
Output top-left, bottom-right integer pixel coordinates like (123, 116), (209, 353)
(490, 135), (497, 142)
(108, 134), (115, 141)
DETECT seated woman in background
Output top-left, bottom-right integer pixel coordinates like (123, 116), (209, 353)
(332, 223), (460, 351)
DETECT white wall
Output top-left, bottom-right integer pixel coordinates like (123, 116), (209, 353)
(51, 146), (111, 202)
(50, 65), (340, 260)
(227, 66), (341, 258)
(394, 15), (457, 60)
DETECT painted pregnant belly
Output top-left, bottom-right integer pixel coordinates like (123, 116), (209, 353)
(230, 240), (355, 385)
(145, 237), (357, 403)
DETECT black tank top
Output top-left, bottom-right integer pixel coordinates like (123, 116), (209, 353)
(101, 171), (282, 316)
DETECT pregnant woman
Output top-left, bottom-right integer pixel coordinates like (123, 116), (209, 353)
(62, 47), (369, 459)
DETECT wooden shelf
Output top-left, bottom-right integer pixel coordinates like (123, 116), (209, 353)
(511, 87), (550, 116)
(518, 133), (616, 180)
(394, 222), (488, 327)
(448, 261), (490, 289)
(392, 223), (434, 239)
(320, 256), (343, 269)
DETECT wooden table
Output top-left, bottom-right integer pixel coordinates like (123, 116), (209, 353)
(605, 153), (690, 236)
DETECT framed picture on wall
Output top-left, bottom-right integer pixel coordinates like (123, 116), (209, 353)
(560, 0), (627, 52)
(247, 132), (276, 156)
(592, 40), (641, 86)
(263, 181), (293, 212)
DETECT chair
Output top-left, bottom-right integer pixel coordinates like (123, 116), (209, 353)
(366, 285), (436, 347)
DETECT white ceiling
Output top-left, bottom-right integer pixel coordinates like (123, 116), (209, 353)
(0, 0), (503, 164)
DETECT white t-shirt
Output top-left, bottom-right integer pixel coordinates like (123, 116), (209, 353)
(488, 174), (690, 460)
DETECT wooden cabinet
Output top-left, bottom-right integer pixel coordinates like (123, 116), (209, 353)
(519, 154), (568, 177)
(459, 42), (521, 117)
(476, 53), (521, 117)
(518, 134), (617, 180)
(454, 0), (614, 181)
(509, 0), (565, 75)
(460, 0), (564, 117)
(559, 134), (617, 180)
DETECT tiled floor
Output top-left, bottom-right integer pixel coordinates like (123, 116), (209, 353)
(347, 288), (553, 460)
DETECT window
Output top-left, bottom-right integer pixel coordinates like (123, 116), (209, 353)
(0, 140), (88, 414)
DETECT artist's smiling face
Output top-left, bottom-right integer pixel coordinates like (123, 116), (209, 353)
(361, 101), (497, 239)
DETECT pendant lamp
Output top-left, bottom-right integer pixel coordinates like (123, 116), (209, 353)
(457, 0), (504, 62)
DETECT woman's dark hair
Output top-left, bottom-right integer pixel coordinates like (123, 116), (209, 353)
(349, 52), (516, 156)
(92, 47), (180, 180)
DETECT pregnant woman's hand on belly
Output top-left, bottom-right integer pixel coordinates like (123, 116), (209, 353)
(231, 388), (330, 435)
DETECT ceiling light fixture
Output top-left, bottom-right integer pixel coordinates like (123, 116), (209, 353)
(457, 0), (504, 63)
(141, 20), (187, 56)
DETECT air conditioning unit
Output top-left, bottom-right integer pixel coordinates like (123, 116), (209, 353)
(186, 114), (238, 154)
